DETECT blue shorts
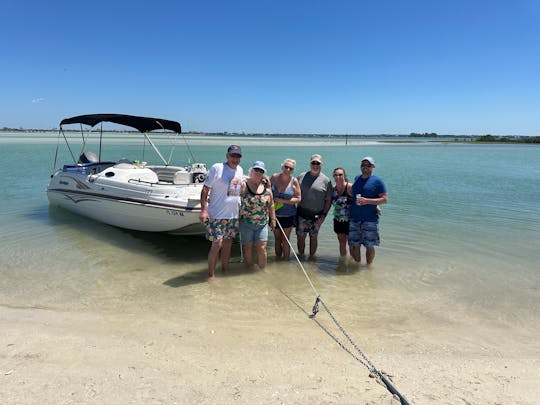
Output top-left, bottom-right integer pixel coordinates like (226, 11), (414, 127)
(205, 218), (239, 242)
(348, 220), (380, 248)
(239, 220), (269, 243)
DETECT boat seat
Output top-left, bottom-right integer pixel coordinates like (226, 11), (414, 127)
(173, 171), (191, 185)
(99, 166), (159, 183)
(147, 165), (191, 184)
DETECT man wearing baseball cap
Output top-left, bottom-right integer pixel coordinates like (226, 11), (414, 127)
(348, 156), (387, 266)
(199, 145), (244, 279)
(296, 153), (333, 259)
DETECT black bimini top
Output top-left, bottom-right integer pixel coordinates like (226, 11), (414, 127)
(60, 114), (182, 133)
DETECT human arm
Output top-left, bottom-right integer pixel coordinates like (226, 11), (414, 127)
(358, 192), (388, 206)
(316, 195), (333, 224)
(358, 178), (387, 207)
(199, 185), (210, 223)
(275, 178), (301, 205)
(270, 175), (301, 205)
(316, 181), (333, 224)
(261, 174), (271, 191)
(289, 178), (302, 204)
(346, 182), (353, 197)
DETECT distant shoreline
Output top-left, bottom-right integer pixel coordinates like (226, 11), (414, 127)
(1, 129), (538, 143)
(0, 128), (469, 137)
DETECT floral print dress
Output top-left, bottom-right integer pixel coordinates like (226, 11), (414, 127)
(239, 183), (272, 226)
(332, 186), (352, 222)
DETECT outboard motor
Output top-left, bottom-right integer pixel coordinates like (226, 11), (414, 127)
(191, 163), (208, 183)
(78, 151), (99, 164)
(193, 172), (207, 183)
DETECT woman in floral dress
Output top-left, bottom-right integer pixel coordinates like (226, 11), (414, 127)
(239, 161), (276, 270)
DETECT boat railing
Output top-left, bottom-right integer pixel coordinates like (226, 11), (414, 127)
(127, 178), (160, 186)
(62, 161), (117, 174)
(125, 177), (200, 187)
(124, 176), (204, 189)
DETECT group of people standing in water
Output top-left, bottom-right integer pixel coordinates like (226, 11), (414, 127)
(199, 145), (388, 279)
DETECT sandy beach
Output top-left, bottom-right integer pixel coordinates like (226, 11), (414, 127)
(2, 261), (539, 405)
(2, 137), (539, 404)
(3, 0), (540, 401)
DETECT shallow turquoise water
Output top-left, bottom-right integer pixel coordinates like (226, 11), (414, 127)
(1, 133), (539, 350)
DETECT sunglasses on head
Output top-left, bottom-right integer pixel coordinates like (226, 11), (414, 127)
(311, 161), (321, 165)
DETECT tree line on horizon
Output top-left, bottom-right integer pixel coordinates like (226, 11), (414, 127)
(1, 127), (539, 143)
(475, 134), (540, 143)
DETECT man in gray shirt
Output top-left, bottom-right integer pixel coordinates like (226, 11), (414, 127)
(296, 154), (333, 259)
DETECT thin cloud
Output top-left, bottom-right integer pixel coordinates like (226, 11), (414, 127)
(32, 98), (45, 103)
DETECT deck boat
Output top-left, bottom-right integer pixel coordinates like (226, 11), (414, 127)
(47, 114), (208, 235)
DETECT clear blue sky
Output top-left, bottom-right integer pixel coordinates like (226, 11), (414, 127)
(2, 0), (539, 135)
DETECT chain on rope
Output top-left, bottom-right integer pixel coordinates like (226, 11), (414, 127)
(275, 219), (411, 405)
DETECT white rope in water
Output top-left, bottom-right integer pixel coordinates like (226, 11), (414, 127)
(275, 219), (320, 297)
(238, 228), (244, 263)
(274, 219), (411, 405)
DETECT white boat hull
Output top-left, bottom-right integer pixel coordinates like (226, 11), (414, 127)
(47, 164), (206, 235)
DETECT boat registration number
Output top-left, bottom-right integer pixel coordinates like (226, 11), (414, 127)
(166, 210), (184, 216)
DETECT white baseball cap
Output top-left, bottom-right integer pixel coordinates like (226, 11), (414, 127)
(361, 156), (375, 165)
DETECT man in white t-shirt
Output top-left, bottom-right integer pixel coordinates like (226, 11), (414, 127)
(199, 145), (244, 279)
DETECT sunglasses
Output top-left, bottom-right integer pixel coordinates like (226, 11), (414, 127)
(283, 165), (294, 171)
(333, 173), (344, 177)
(253, 168), (265, 173)
(229, 153), (242, 158)
(361, 163), (372, 168)
(311, 161), (321, 166)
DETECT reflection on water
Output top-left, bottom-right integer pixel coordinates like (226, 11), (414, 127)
(1, 140), (540, 355)
(47, 205), (211, 260)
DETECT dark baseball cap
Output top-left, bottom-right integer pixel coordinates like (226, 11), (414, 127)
(227, 145), (242, 156)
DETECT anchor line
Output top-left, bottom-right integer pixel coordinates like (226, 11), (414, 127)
(275, 219), (411, 405)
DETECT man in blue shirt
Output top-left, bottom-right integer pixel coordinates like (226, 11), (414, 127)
(348, 157), (388, 266)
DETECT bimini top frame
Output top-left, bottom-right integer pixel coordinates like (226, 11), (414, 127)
(60, 114), (182, 134)
(56, 113), (189, 168)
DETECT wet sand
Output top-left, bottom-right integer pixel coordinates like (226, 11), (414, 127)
(2, 135), (539, 403)
(2, 259), (539, 404)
